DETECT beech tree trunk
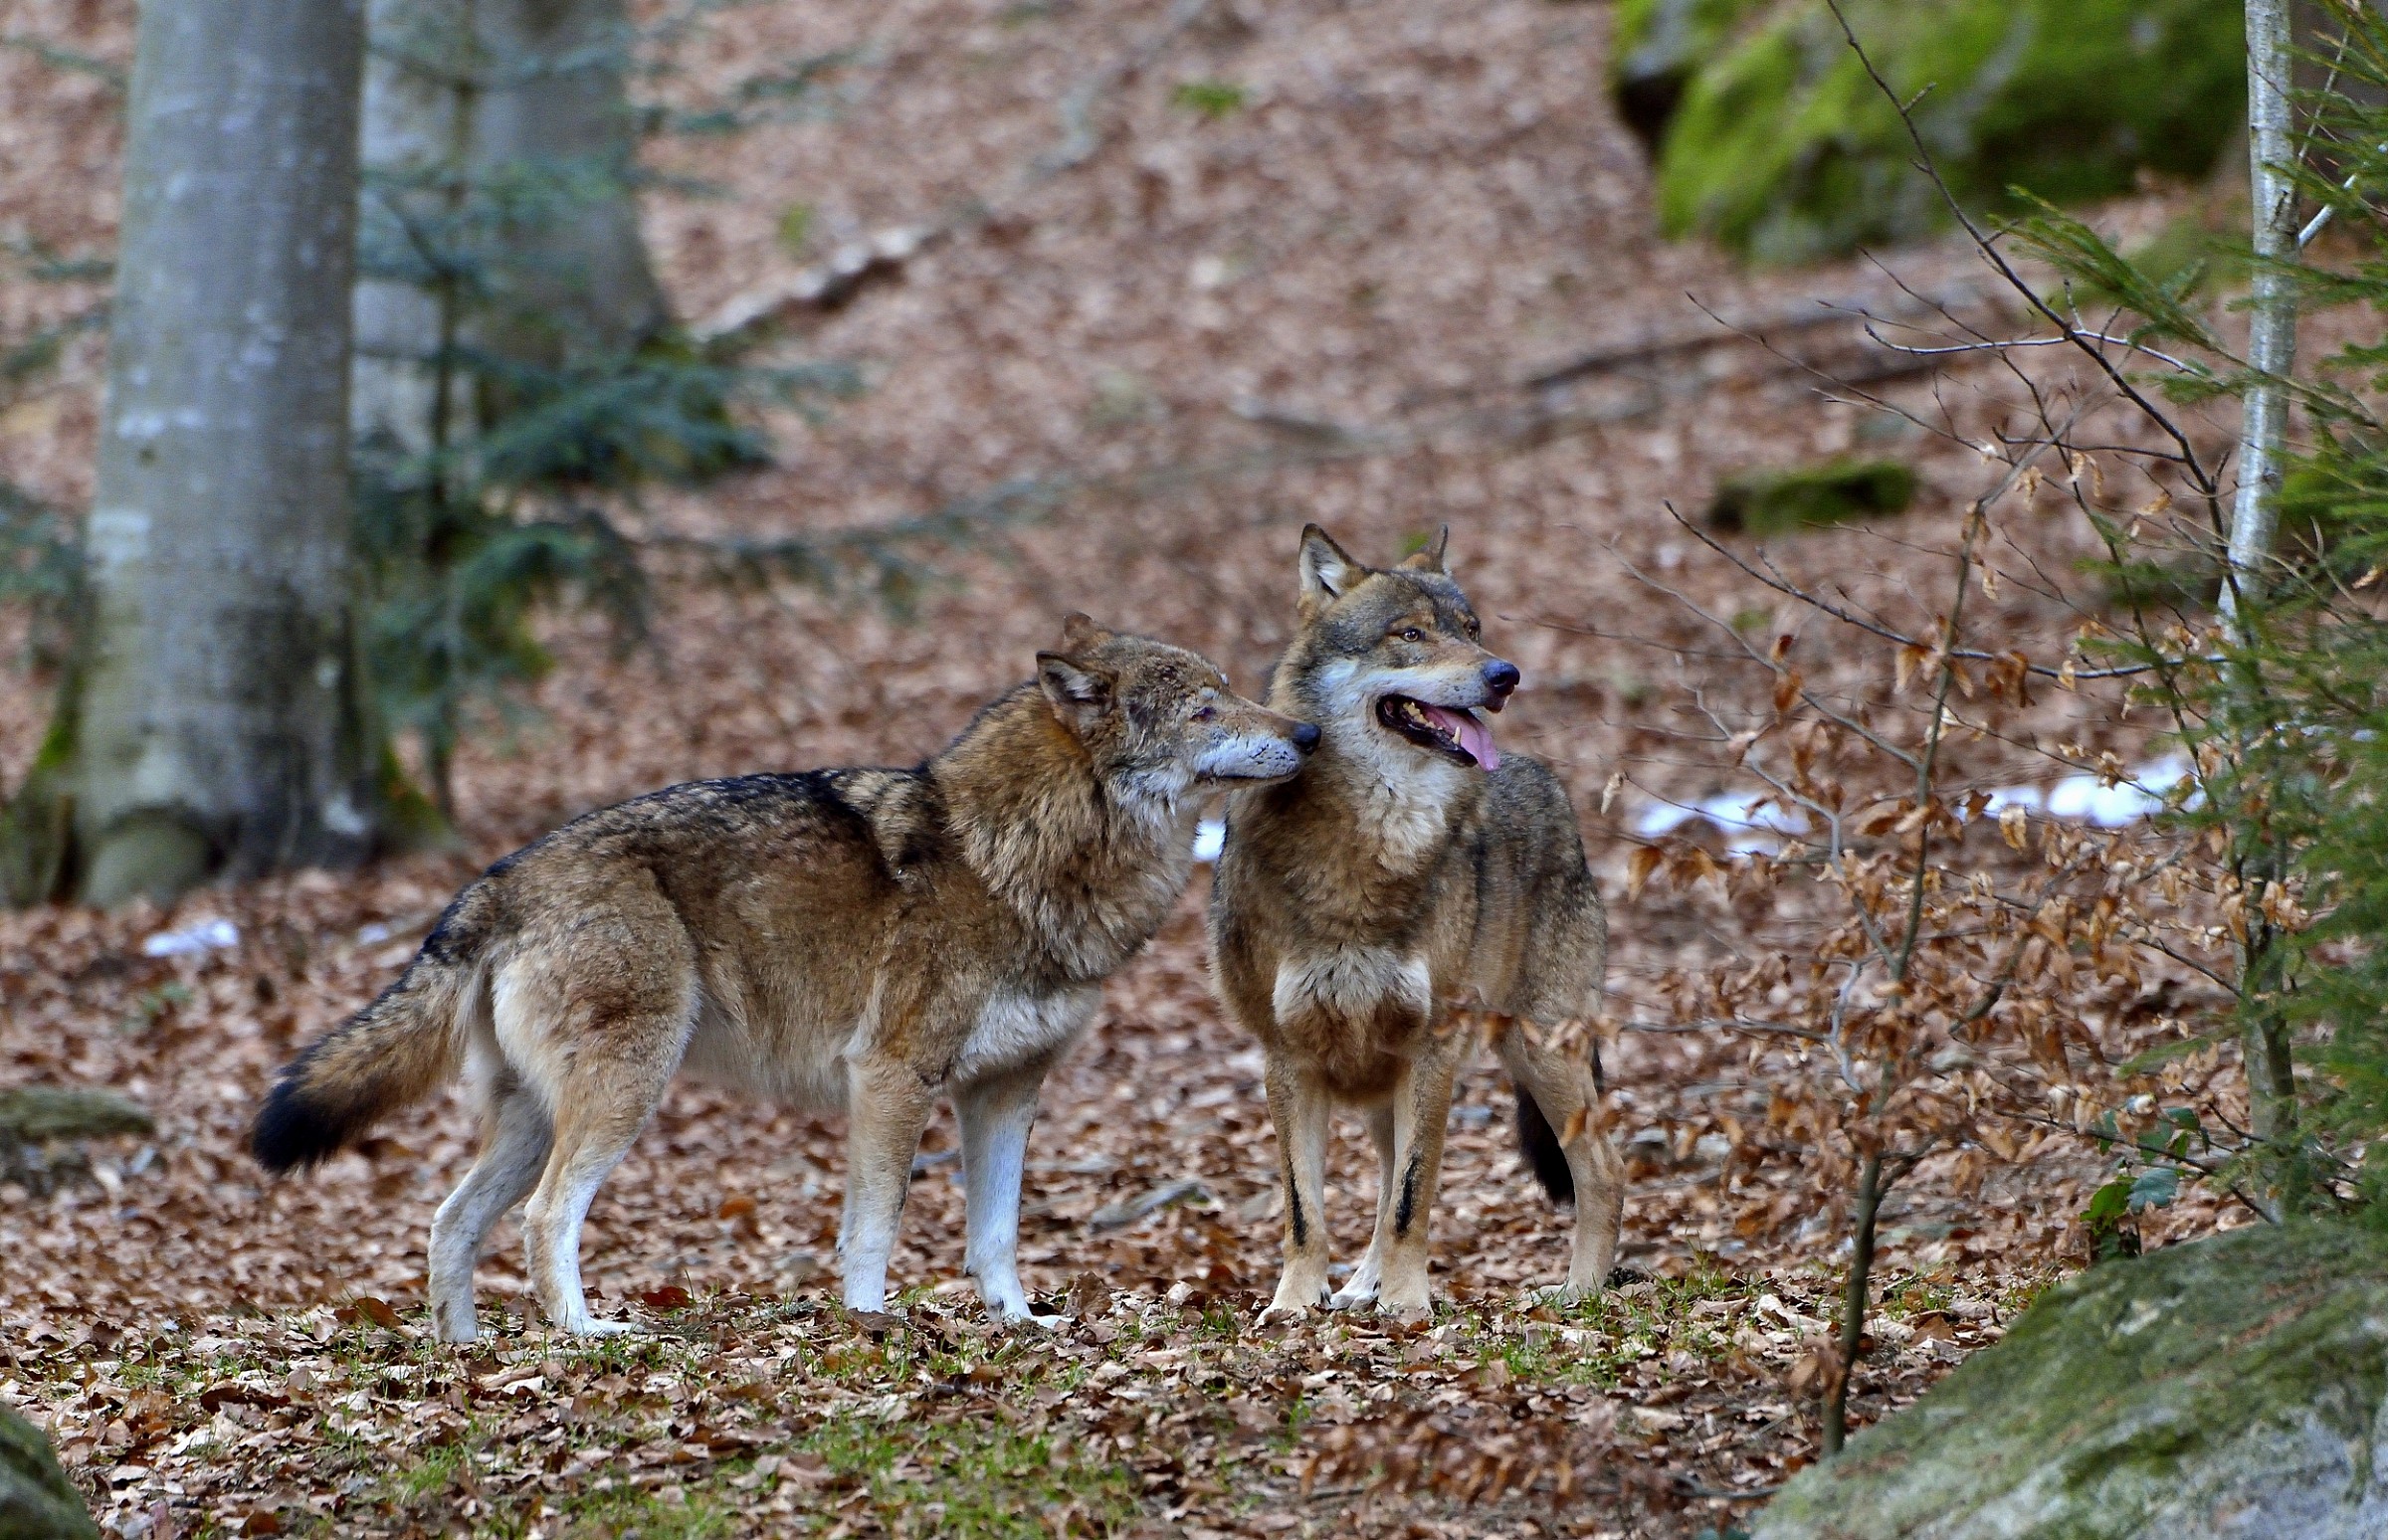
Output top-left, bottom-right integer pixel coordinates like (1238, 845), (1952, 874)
(30, 0), (377, 907)
(353, 0), (477, 460)
(468, 0), (666, 368)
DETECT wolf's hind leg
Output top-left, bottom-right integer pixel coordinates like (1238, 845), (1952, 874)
(1499, 1025), (1624, 1299)
(1260, 1062), (1334, 1325)
(1329, 1103), (1397, 1310)
(428, 1078), (552, 1343)
(521, 1085), (660, 1337)
(954, 1058), (1057, 1326)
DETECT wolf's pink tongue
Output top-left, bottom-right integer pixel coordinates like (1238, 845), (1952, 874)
(1422, 705), (1498, 771)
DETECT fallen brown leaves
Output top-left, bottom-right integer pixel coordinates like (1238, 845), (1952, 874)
(0, 871), (2102, 1537)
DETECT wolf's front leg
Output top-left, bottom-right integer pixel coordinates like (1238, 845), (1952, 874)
(1375, 1041), (1462, 1323)
(1260, 1063), (1334, 1325)
(839, 1056), (939, 1314)
(954, 1058), (1060, 1326)
(1329, 1103), (1397, 1310)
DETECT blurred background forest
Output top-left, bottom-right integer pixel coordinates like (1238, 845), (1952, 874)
(8, 0), (2388, 1536)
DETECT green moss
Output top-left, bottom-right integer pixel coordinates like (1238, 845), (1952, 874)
(0, 1407), (99, 1540)
(1752, 1223), (2388, 1539)
(1609, 0), (1767, 149)
(1652, 0), (2245, 264)
(1707, 458), (1916, 535)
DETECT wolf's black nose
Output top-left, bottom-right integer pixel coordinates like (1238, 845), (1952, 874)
(1484, 660), (1521, 700)
(1292, 721), (1322, 753)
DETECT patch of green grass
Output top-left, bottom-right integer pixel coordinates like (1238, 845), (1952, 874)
(700, 1415), (1135, 1538)
(1171, 80), (1248, 119)
(1880, 1275), (1956, 1317)
(558, 1479), (740, 1539)
(1430, 1266), (1771, 1391)
(391, 1439), (467, 1504)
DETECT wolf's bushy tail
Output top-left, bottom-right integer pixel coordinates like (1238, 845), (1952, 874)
(250, 884), (499, 1173)
(1511, 1046), (1603, 1205)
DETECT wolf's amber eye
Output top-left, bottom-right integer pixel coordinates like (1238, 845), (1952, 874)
(1397, 628), (1425, 643)
(1192, 706), (1218, 722)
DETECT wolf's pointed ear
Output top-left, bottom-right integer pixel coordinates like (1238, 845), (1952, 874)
(1398, 524), (1450, 573)
(1058, 612), (1115, 654)
(1038, 651), (1115, 736)
(1298, 524), (1364, 614)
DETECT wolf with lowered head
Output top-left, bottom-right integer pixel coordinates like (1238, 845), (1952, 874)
(1210, 526), (1625, 1323)
(253, 616), (1316, 1340)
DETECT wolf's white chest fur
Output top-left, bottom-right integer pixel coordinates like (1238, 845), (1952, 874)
(1273, 947), (1434, 1033)
(953, 985), (1100, 1082)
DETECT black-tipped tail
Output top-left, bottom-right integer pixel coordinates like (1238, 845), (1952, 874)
(250, 1063), (357, 1173)
(1514, 1083), (1574, 1204)
(249, 882), (494, 1175)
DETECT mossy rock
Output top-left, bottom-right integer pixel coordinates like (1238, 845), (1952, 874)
(1751, 1222), (2388, 1539)
(1707, 458), (1914, 535)
(1640, 0), (2244, 264)
(0, 1407), (100, 1540)
(1609, 0), (1766, 151)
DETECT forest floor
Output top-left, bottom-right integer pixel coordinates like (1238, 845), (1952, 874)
(0, 0), (2262, 1535)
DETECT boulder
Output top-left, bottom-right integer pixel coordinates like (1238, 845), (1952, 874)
(1617, 0), (2245, 264)
(0, 1086), (154, 1145)
(1752, 1222), (2388, 1540)
(0, 1407), (100, 1540)
(0, 1085), (154, 1199)
(1705, 458), (1914, 535)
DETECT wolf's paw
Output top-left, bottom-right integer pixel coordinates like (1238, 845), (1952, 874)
(1527, 1283), (1588, 1308)
(1375, 1295), (1432, 1326)
(560, 1316), (637, 1338)
(1327, 1281), (1380, 1311)
(1260, 1276), (1334, 1327)
(996, 1306), (1065, 1331)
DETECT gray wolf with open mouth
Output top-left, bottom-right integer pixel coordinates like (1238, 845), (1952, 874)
(253, 616), (1316, 1340)
(1208, 525), (1624, 1322)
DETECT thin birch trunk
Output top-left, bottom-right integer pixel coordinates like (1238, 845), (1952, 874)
(2225, 0), (2301, 626)
(44, 0), (376, 906)
(2228, 0), (2306, 1188)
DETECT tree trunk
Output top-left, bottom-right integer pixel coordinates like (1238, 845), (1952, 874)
(1823, 1151), (1883, 1457)
(469, 0), (667, 369)
(2227, 0), (2307, 1197)
(353, 0), (478, 461)
(2223, 0), (2301, 626)
(36, 0), (376, 907)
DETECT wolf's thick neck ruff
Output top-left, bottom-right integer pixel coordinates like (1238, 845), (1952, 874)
(1272, 656), (1487, 877)
(934, 683), (1197, 984)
